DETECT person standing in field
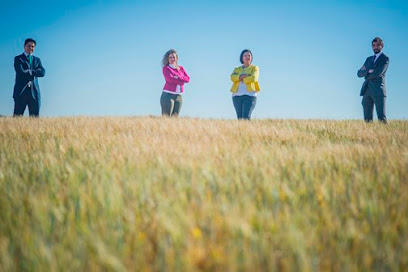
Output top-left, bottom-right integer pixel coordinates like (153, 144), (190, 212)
(13, 38), (45, 117)
(230, 49), (260, 120)
(160, 49), (190, 117)
(357, 37), (389, 123)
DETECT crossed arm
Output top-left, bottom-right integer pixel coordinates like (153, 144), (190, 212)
(365, 59), (389, 80)
(231, 68), (241, 82)
(33, 59), (45, 77)
(231, 66), (259, 83)
(163, 67), (189, 85)
(14, 57), (45, 79)
(243, 66), (259, 84)
(176, 67), (190, 83)
(357, 58), (389, 79)
(14, 57), (33, 81)
(357, 58), (369, 78)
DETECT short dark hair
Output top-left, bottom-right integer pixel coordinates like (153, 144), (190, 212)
(24, 38), (36, 46)
(240, 49), (252, 64)
(372, 37), (384, 47)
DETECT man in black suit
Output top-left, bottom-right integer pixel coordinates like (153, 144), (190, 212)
(357, 37), (389, 123)
(13, 38), (45, 117)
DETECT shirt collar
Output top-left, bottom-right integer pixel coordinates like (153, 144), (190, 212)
(23, 52), (32, 57)
(375, 51), (382, 58)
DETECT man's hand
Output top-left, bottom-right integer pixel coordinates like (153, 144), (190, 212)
(368, 69), (374, 73)
(23, 69), (32, 75)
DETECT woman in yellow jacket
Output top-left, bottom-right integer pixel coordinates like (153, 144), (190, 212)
(230, 49), (260, 120)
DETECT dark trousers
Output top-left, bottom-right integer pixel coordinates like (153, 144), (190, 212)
(232, 95), (257, 120)
(160, 92), (182, 116)
(13, 91), (40, 117)
(362, 94), (386, 123)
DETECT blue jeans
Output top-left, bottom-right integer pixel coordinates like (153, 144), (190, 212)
(232, 95), (257, 120)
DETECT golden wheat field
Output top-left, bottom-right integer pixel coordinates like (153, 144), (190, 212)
(0, 117), (407, 271)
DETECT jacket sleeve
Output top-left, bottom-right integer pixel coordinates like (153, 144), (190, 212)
(243, 65), (259, 84)
(162, 67), (185, 85)
(178, 67), (190, 83)
(357, 58), (369, 78)
(230, 68), (240, 82)
(33, 58), (45, 77)
(366, 58), (389, 80)
(14, 56), (34, 81)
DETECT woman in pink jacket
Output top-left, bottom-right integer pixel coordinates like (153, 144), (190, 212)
(161, 49), (190, 116)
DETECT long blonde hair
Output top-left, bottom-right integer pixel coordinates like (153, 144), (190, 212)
(162, 49), (178, 67)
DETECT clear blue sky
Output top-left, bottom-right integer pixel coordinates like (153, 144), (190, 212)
(1, 0), (407, 119)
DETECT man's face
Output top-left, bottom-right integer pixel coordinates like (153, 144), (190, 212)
(24, 42), (35, 55)
(372, 41), (383, 54)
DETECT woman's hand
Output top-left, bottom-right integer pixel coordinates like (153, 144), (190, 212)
(174, 76), (179, 79)
(239, 74), (248, 81)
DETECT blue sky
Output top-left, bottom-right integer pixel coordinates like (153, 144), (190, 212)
(1, 0), (407, 119)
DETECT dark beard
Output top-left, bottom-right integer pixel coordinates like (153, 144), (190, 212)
(373, 49), (381, 54)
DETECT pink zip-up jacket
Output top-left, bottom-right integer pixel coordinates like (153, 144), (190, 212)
(162, 65), (190, 93)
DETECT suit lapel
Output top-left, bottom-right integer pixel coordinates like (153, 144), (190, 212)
(31, 55), (36, 68)
(19, 53), (30, 69)
(372, 53), (385, 68)
(20, 53), (28, 63)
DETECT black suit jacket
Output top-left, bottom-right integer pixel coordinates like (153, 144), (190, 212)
(13, 53), (45, 99)
(357, 53), (389, 97)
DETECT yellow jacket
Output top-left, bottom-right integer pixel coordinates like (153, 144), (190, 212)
(230, 65), (260, 93)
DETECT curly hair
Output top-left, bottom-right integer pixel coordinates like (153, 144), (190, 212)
(162, 49), (178, 67)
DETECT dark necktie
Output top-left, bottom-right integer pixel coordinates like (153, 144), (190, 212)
(372, 55), (376, 64)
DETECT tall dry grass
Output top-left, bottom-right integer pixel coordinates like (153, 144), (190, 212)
(0, 117), (407, 271)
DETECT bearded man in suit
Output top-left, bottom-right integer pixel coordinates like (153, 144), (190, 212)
(357, 37), (389, 123)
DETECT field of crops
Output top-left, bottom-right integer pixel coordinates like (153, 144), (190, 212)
(0, 117), (407, 271)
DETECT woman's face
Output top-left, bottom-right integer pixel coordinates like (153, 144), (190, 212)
(168, 53), (177, 65)
(242, 52), (252, 65)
